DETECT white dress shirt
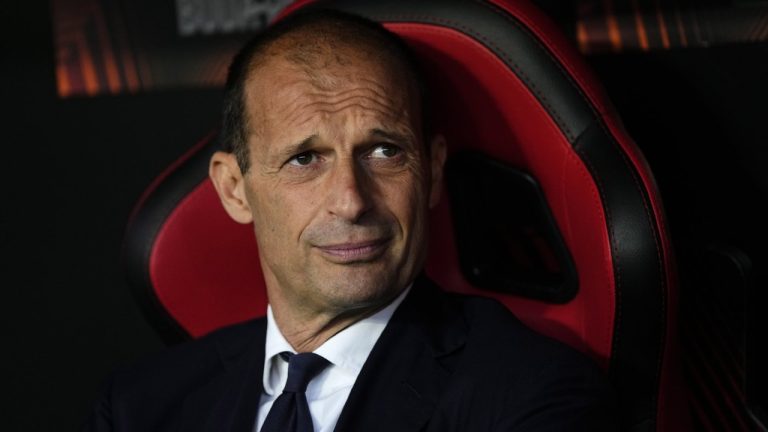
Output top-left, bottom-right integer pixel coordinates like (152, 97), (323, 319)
(254, 285), (412, 432)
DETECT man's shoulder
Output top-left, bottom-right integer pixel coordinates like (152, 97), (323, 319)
(133, 317), (264, 367)
(443, 290), (573, 356)
(417, 285), (616, 429)
(421, 283), (607, 387)
(85, 318), (267, 430)
(415, 279), (550, 346)
(108, 317), (266, 399)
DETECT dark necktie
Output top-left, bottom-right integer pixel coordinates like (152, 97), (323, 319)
(261, 352), (330, 432)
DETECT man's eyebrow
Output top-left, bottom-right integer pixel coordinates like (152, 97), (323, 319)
(370, 128), (413, 145)
(275, 134), (318, 161)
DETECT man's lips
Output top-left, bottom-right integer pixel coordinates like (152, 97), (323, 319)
(315, 238), (390, 262)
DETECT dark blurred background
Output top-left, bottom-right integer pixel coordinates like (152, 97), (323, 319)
(3, 0), (767, 430)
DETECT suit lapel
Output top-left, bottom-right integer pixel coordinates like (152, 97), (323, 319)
(334, 276), (467, 432)
(178, 319), (267, 432)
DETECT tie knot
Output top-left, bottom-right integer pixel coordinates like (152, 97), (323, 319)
(282, 352), (330, 393)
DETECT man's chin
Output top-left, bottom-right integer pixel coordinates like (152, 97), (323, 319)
(319, 269), (404, 310)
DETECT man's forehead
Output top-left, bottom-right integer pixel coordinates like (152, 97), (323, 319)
(244, 50), (418, 129)
(250, 39), (407, 87)
(252, 59), (405, 103)
(251, 73), (415, 140)
(247, 27), (416, 93)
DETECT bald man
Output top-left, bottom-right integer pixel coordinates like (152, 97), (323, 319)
(85, 10), (615, 432)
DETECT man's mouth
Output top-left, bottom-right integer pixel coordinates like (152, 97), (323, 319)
(315, 238), (390, 263)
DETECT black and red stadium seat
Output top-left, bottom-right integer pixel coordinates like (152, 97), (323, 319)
(122, 1), (689, 430)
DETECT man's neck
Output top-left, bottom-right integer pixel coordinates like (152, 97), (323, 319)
(267, 287), (409, 353)
(270, 309), (364, 352)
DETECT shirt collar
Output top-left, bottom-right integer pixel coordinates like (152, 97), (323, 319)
(262, 284), (412, 396)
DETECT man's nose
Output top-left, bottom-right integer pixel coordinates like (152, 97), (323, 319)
(325, 157), (372, 223)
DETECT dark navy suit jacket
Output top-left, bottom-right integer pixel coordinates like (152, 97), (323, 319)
(85, 276), (616, 431)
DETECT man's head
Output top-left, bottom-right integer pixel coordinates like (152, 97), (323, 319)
(210, 9), (447, 329)
(220, 9), (431, 173)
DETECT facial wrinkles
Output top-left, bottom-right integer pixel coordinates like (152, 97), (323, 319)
(248, 58), (416, 154)
(282, 87), (408, 135)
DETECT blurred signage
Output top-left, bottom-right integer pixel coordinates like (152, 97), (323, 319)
(176, 0), (290, 36)
(52, 0), (290, 98)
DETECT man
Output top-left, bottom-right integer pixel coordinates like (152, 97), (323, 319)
(86, 9), (615, 432)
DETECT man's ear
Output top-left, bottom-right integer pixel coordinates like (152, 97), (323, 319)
(428, 134), (448, 208)
(209, 151), (254, 224)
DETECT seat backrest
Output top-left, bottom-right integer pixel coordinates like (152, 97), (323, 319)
(122, 1), (688, 430)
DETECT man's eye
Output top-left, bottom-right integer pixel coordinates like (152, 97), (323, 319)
(370, 144), (400, 159)
(288, 152), (317, 166)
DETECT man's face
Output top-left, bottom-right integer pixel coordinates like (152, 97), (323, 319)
(232, 50), (445, 318)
